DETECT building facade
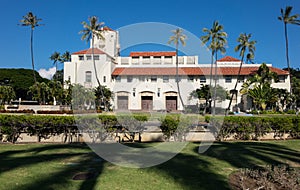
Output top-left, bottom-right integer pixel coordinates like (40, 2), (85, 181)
(64, 28), (290, 112)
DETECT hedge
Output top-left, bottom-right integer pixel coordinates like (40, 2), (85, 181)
(0, 114), (149, 143)
(206, 116), (300, 140)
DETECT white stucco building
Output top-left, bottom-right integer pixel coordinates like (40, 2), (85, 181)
(64, 27), (290, 112)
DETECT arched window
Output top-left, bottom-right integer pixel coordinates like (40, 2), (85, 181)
(85, 71), (92, 82)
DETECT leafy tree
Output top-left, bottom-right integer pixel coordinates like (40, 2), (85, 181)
(190, 84), (229, 113)
(48, 80), (64, 105)
(201, 21), (227, 115)
(94, 85), (113, 111)
(227, 33), (256, 114)
(19, 12), (43, 84)
(0, 69), (49, 100)
(0, 86), (16, 106)
(168, 28), (187, 110)
(61, 51), (71, 62)
(27, 82), (50, 104)
(71, 84), (95, 110)
(278, 6), (300, 95)
(247, 83), (277, 110)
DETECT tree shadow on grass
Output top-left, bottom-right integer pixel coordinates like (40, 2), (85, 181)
(198, 141), (300, 169)
(0, 143), (104, 190)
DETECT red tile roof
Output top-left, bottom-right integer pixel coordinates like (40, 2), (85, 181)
(130, 52), (176, 57)
(112, 66), (288, 76)
(102, 26), (114, 31)
(218, 56), (240, 62)
(73, 48), (106, 55)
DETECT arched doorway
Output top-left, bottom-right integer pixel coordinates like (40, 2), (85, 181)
(140, 91), (154, 111)
(165, 91), (178, 111)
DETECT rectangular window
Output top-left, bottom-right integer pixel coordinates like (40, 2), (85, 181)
(79, 55), (84, 60)
(86, 55), (92, 60)
(115, 76), (121, 82)
(163, 75), (169, 83)
(176, 76), (182, 82)
(153, 56), (161, 64)
(139, 76), (145, 82)
(188, 75), (194, 82)
(94, 55), (99, 60)
(103, 76), (106, 83)
(132, 56), (139, 65)
(178, 57), (184, 64)
(225, 76), (232, 83)
(127, 76), (133, 83)
(142, 56), (150, 64)
(151, 76), (157, 82)
(85, 71), (92, 82)
(164, 56), (172, 64)
(200, 76), (206, 83)
(278, 76), (286, 83)
(238, 76), (245, 83)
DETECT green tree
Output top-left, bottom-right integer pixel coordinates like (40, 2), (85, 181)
(28, 82), (50, 104)
(168, 28), (186, 110)
(0, 86), (16, 106)
(61, 51), (71, 62)
(19, 12), (43, 84)
(80, 16), (105, 88)
(201, 21), (227, 115)
(48, 80), (64, 105)
(240, 63), (279, 111)
(49, 51), (61, 80)
(94, 85), (113, 111)
(226, 33), (256, 114)
(71, 84), (95, 110)
(278, 6), (300, 95)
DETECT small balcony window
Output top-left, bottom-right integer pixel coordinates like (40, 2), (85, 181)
(225, 76), (232, 83)
(200, 76), (206, 83)
(85, 71), (92, 82)
(86, 55), (92, 60)
(79, 55), (84, 60)
(151, 76), (157, 82)
(94, 55), (99, 60)
(163, 75), (169, 83)
(127, 76), (133, 83)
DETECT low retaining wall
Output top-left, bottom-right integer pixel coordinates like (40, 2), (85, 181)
(0, 131), (293, 143)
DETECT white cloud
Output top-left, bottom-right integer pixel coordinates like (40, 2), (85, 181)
(38, 67), (56, 79)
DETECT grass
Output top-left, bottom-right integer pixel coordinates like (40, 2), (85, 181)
(0, 140), (299, 190)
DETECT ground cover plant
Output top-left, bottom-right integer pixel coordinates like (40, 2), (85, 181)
(0, 140), (299, 190)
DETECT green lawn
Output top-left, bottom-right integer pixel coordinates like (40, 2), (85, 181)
(0, 140), (299, 190)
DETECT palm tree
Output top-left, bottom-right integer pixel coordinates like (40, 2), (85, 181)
(19, 12), (43, 84)
(50, 51), (61, 80)
(79, 16), (105, 88)
(226, 33), (256, 115)
(61, 51), (71, 62)
(201, 21), (227, 115)
(278, 6), (300, 95)
(168, 28), (186, 111)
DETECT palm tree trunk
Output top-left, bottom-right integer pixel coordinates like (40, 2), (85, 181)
(91, 37), (106, 111)
(176, 45), (184, 111)
(212, 52), (218, 116)
(226, 54), (245, 115)
(284, 23), (293, 99)
(204, 52), (214, 115)
(30, 29), (37, 84)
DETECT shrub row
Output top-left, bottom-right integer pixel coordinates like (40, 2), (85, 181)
(0, 114), (149, 143)
(206, 116), (300, 140)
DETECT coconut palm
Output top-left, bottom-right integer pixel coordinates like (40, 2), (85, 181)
(50, 51), (61, 80)
(79, 16), (105, 88)
(19, 12), (43, 84)
(201, 21), (227, 115)
(61, 51), (71, 62)
(168, 28), (186, 110)
(226, 33), (256, 115)
(278, 6), (300, 95)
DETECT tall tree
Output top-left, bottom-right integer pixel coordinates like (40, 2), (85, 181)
(49, 51), (61, 80)
(226, 33), (256, 115)
(278, 6), (300, 95)
(61, 51), (71, 62)
(79, 16), (105, 88)
(168, 28), (186, 110)
(201, 21), (227, 115)
(19, 12), (43, 84)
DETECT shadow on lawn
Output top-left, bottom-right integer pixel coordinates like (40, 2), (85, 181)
(0, 143), (104, 190)
(199, 141), (300, 168)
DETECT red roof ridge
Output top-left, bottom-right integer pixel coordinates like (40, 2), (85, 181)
(218, 56), (240, 62)
(102, 26), (114, 31)
(130, 51), (176, 57)
(72, 48), (106, 55)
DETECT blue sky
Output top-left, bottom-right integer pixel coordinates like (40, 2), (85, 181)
(0, 0), (299, 78)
